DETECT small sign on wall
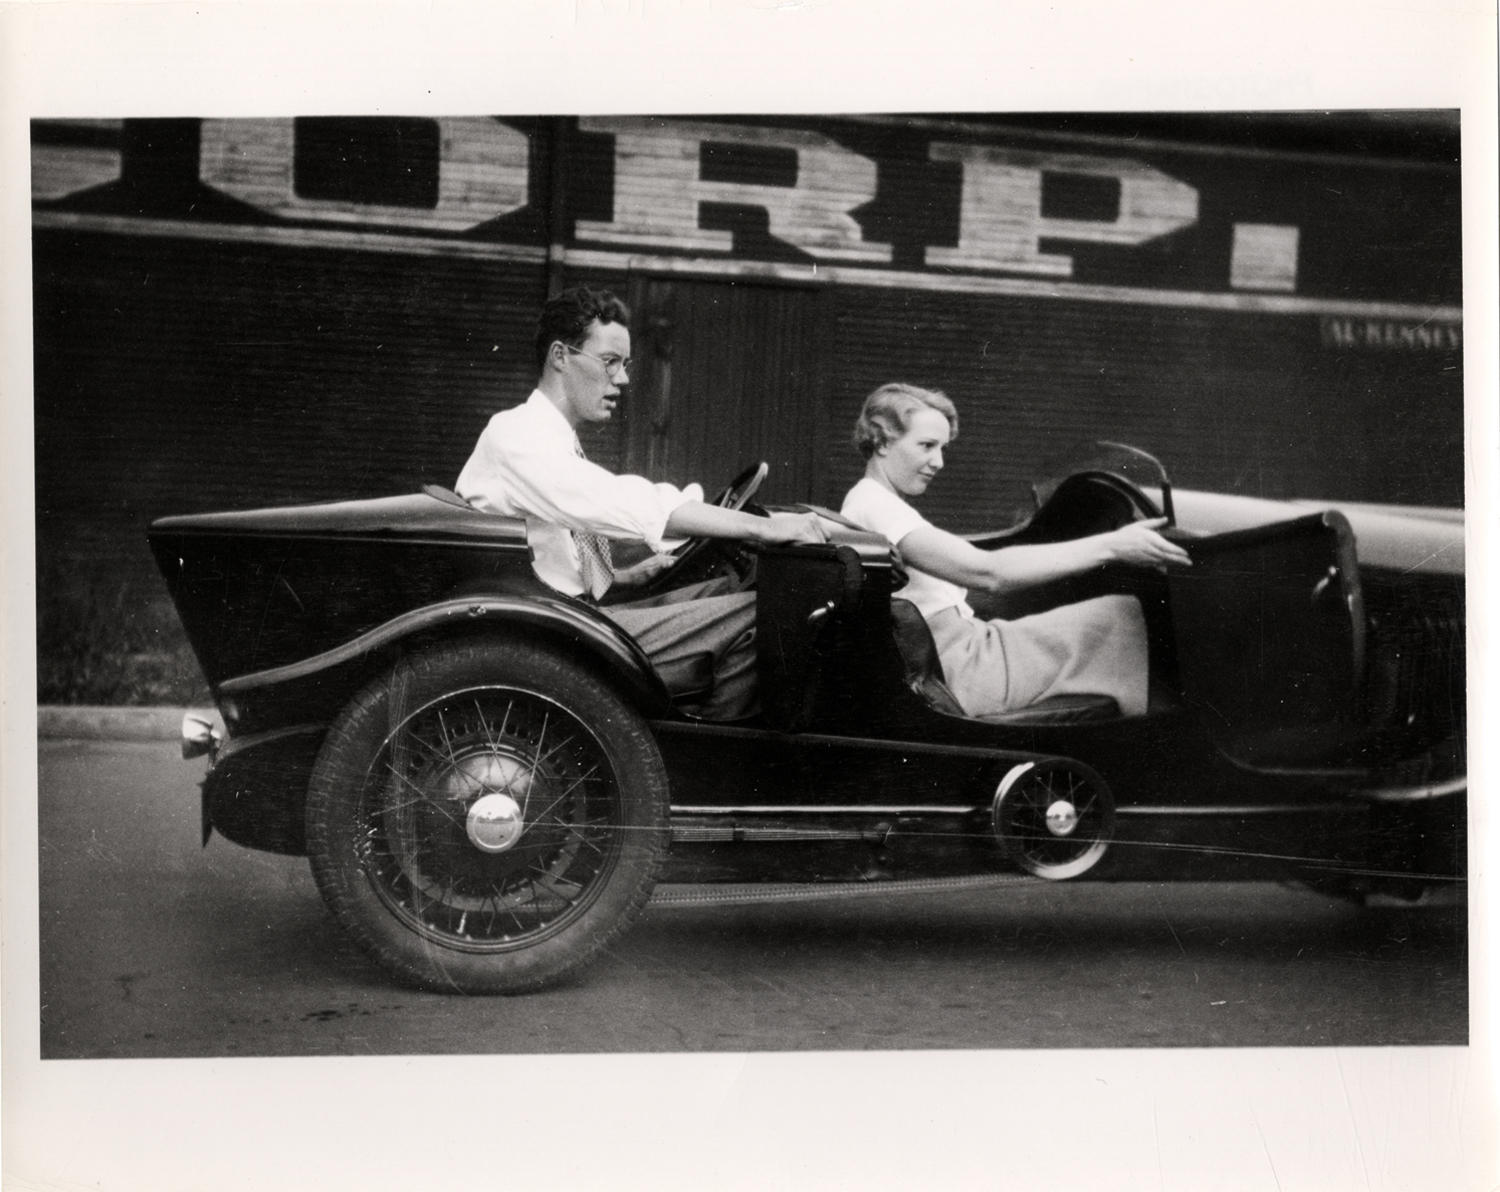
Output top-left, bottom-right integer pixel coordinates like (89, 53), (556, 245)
(1320, 317), (1463, 350)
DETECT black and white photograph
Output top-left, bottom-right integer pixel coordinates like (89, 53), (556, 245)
(4, 4), (1497, 1191)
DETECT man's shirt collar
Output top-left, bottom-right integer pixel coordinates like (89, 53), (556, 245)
(523, 389), (578, 443)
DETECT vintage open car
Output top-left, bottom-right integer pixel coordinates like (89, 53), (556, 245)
(148, 447), (1466, 993)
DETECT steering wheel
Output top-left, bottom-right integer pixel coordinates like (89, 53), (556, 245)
(663, 460), (768, 559)
(711, 461), (768, 513)
(623, 462), (769, 597)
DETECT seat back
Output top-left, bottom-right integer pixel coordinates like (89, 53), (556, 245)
(889, 599), (968, 717)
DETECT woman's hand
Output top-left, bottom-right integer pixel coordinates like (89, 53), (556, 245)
(1100, 518), (1193, 570)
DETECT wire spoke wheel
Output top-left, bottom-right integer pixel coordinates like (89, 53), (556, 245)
(992, 759), (1114, 880)
(364, 687), (618, 950)
(307, 640), (668, 993)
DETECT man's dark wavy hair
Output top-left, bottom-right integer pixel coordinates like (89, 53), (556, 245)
(534, 286), (630, 371)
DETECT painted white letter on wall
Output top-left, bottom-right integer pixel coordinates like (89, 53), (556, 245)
(576, 117), (891, 263)
(1229, 223), (1299, 291)
(199, 118), (529, 232)
(926, 144), (1199, 276)
(31, 120), (123, 200)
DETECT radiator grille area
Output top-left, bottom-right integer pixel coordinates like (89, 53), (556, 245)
(1360, 567), (1466, 762)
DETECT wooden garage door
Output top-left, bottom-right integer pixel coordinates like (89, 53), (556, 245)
(621, 276), (825, 507)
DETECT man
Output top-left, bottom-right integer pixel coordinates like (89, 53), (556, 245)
(456, 285), (828, 720)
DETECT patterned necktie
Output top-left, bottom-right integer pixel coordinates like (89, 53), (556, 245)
(572, 439), (614, 600)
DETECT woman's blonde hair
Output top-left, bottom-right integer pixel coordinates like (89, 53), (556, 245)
(851, 383), (959, 459)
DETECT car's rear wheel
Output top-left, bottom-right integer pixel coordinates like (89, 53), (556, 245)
(306, 639), (668, 993)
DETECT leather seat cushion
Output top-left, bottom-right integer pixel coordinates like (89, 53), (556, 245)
(890, 598), (1121, 725)
(973, 692), (1120, 725)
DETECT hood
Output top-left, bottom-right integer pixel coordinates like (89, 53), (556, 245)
(1172, 489), (1463, 575)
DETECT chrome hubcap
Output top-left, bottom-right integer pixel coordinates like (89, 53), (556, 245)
(466, 792), (525, 853)
(432, 751), (534, 854)
(991, 760), (1114, 881)
(1044, 799), (1079, 837)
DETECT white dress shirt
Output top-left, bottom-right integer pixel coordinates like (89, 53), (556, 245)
(841, 477), (976, 620)
(456, 390), (704, 597)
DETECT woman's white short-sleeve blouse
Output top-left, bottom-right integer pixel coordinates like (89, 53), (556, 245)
(840, 477), (975, 620)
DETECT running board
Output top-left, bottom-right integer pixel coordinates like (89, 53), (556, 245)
(667, 800), (1364, 845)
(669, 806), (979, 844)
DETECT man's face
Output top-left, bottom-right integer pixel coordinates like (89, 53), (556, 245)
(559, 319), (632, 426)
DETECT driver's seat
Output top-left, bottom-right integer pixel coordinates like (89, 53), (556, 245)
(889, 599), (1120, 725)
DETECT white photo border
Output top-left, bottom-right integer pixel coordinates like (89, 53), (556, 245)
(3, 3), (1496, 1190)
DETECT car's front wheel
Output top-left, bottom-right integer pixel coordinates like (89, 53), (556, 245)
(306, 639), (668, 993)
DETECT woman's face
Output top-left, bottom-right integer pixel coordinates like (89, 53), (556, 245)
(877, 407), (951, 497)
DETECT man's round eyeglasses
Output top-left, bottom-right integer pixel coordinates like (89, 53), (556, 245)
(562, 343), (631, 378)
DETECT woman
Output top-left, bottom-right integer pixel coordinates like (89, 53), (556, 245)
(841, 383), (1191, 718)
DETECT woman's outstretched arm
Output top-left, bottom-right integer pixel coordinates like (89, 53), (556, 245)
(896, 517), (1192, 595)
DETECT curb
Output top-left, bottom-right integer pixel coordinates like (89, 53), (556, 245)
(37, 706), (220, 741)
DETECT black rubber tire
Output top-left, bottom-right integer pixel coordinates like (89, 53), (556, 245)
(306, 639), (669, 994)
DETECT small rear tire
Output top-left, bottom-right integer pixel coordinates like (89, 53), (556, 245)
(992, 759), (1115, 880)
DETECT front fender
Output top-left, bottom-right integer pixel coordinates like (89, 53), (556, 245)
(217, 594), (674, 728)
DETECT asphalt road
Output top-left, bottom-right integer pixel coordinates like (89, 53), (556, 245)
(37, 737), (1467, 1059)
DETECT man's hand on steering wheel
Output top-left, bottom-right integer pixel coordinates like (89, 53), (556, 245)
(758, 510), (829, 546)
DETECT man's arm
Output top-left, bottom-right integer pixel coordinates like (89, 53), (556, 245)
(460, 415), (703, 549)
(665, 502), (828, 545)
(609, 506), (829, 590)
